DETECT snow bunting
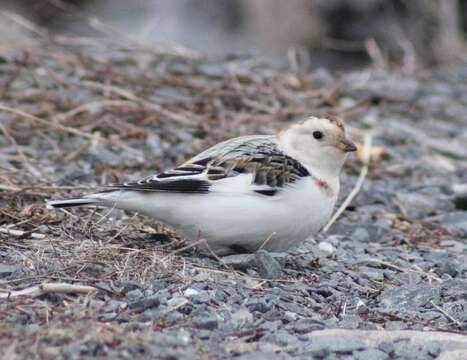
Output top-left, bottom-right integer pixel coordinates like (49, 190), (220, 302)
(47, 116), (356, 255)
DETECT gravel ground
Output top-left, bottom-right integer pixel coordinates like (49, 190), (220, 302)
(0, 26), (466, 359)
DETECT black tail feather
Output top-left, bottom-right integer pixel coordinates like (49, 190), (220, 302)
(46, 198), (98, 209)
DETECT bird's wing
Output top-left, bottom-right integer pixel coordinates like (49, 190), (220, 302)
(109, 135), (310, 195)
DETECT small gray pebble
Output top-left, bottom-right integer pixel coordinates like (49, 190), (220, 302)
(192, 312), (218, 330)
(437, 260), (462, 278)
(304, 335), (366, 353)
(0, 264), (22, 277)
(428, 212), (467, 237)
(246, 298), (270, 313)
(238, 351), (286, 360)
(230, 308), (254, 329)
(255, 250), (282, 279)
(221, 254), (256, 270)
(292, 319), (325, 333)
(354, 349), (389, 360)
(126, 289), (144, 302)
(378, 341), (395, 355)
(384, 321), (408, 330)
(352, 227), (370, 242)
(129, 295), (161, 313)
(377, 283), (441, 312)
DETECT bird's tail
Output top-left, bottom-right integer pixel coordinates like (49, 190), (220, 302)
(46, 189), (153, 215)
(46, 197), (101, 209)
(47, 189), (126, 210)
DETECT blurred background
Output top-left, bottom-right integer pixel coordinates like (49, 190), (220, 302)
(0, 0), (466, 69)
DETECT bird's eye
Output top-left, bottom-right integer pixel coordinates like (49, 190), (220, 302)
(313, 131), (323, 140)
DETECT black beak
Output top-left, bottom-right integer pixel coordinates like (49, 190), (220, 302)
(338, 138), (357, 153)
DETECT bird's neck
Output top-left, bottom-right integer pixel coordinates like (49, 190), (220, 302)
(277, 135), (342, 182)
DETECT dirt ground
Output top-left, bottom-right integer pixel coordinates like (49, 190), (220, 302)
(0, 23), (467, 359)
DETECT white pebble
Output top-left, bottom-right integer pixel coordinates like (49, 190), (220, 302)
(184, 288), (200, 297)
(318, 241), (336, 254)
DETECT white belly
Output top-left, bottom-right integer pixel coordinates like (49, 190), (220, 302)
(97, 177), (337, 254)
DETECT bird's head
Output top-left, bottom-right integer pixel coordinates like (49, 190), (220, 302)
(278, 116), (356, 177)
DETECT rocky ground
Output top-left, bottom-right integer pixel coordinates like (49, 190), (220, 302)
(0, 25), (466, 359)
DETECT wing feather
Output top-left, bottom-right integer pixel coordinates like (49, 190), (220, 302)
(109, 135), (310, 195)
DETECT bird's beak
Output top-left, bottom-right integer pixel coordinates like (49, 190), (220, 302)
(337, 138), (357, 153)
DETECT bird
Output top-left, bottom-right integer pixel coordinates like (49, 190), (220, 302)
(47, 116), (356, 255)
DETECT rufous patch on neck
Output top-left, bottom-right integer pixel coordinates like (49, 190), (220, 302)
(313, 176), (335, 197)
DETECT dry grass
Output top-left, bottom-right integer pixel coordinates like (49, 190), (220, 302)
(1, 11), (465, 360)
(0, 14), (375, 293)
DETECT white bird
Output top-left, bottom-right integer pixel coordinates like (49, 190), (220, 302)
(47, 116), (356, 255)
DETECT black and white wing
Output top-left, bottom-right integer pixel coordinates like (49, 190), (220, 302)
(109, 135), (310, 196)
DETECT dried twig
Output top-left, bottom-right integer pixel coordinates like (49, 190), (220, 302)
(202, 240), (227, 267)
(81, 81), (198, 126)
(54, 99), (144, 123)
(361, 259), (443, 283)
(0, 104), (97, 140)
(365, 38), (387, 71)
(0, 122), (41, 177)
(1, 11), (48, 37)
(430, 301), (462, 327)
(322, 132), (373, 233)
(362, 259), (406, 273)
(0, 184), (95, 192)
(258, 232), (277, 251)
(0, 227), (46, 240)
(0, 282), (97, 298)
(161, 238), (207, 261)
(0, 104), (143, 159)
